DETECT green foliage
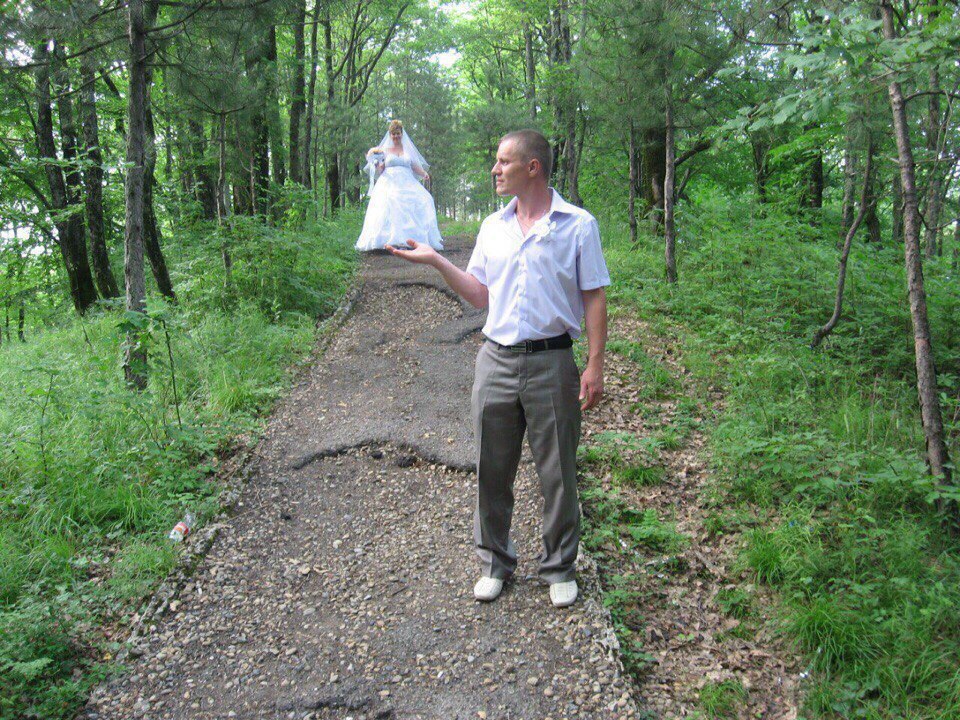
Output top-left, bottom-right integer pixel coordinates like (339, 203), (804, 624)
(607, 340), (679, 400)
(601, 573), (656, 676)
(602, 190), (960, 719)
(0, 215), (358, 718)
(698, 679), (748, 719)
(581, 477), (686, 556)
(614, 462), (665, 488)
(714, 587), (753, 620)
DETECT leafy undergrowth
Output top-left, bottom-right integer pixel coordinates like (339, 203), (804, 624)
(585, 192), (960, 719)
(0, 213), (360, 720)
(579, 313), (798, 718)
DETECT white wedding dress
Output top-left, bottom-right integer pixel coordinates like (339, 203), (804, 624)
(355, 153), (444, 251)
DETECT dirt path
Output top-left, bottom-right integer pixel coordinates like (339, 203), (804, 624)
(84, 235), (640, 720)
(579, 314), (802, 718)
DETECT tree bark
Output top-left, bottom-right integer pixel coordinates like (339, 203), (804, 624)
(124, 0), (149, 390)
(663, 90), (677, 284)
(216, 113), (232, 287)
(640, 127), (666, 222)
(892, 172), (904, 243)
(266, 25), (286, 187)
(812, 145), (873, 348)
(799, 123), (824, 211)
(80, 54), (120, 299)
(863, 141), (882, 243)
(952, 219), (959, 271)
(628, 122), (638, 245)
(749, 130), (773, 205)
(524, 22), (536, 121)
(288, 0), (307, 186)
(881, 1), (952, 496)
(322, 7), (341, 212)
(190, 119), (218, 220)
(302, 2), (320, 189)
(923, 1), (944, 258)
(35, 44), (99, 314)
(840, 133), (857, 239)
(250, 110), (270, 215)
(144, 102), (176, 300)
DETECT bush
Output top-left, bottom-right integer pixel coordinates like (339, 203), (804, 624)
(0, 213), (359, 718)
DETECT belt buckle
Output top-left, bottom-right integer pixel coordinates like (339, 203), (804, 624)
(524, 340), (534, 353)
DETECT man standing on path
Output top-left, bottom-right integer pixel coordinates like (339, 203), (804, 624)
(388, 129), (609, 608)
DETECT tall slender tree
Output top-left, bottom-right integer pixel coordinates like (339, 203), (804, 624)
(80, 52), (120, 299)
(881, 1), (952, 499)
(124, 0), (149, 390)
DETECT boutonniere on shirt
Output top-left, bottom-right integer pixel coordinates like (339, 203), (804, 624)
(533, 219), (558, 242)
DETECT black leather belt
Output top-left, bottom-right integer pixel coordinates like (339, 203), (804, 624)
(488, 333), (573, 353)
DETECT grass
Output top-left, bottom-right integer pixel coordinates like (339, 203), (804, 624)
(699, 679), (748, 719)
(591, 187), (960, 719)
(0, 211), (360, 719)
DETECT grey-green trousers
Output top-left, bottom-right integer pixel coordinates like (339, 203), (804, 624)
(471, 341), (582, 584)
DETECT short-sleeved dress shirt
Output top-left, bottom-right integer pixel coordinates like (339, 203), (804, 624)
(466, 189), (610, 346)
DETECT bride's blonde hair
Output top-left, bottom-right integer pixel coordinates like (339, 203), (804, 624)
(388, 119), (403, 133)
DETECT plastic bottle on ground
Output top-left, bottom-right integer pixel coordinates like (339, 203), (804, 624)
(168, 512), (196, 542)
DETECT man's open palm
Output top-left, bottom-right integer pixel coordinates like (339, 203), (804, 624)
(386, 240), (437, 265)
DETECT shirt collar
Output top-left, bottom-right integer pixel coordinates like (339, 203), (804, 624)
(498, 188), (577, 223)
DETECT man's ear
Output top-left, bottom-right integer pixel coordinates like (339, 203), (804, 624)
(528, 158), (541, 177)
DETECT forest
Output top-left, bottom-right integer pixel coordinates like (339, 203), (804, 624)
(1, 0), (959, 717)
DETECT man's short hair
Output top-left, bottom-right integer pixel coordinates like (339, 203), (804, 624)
(501, 129), (552, 180)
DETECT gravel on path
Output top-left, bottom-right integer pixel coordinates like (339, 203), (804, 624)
(84, 235), (641, 720)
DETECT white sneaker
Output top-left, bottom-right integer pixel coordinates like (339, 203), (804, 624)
(550, 580), (578, 608)
(473, 576), (504, 602)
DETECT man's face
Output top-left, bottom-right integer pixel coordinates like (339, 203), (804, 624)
(491, 139), (531, 197)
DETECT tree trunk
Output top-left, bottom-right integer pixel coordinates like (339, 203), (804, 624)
(524, 22), (536, 121)
(863, 141), (882, 243)
(799, 124), (824, 211)
(302, 2), (320, 190)
(144, 103), (176, 300)
(232, 112), (253, 216)
(812, 145), (873, 348)
(288, 0), (306, 186)
(892, 172), (904, 243)
(80, 54), (120, 299)
(190, 119), (218, 220)
(244, 29), (271, 215)
(881, 1), (952, 496)
(663, 92), (677, 284)
(322, 7), (341, 212)
(251, 111), (270, 215)
(217, 114), (232, 287)
(124, 0), (149, 390)
(840, 133), (857, 239)
(923, 3), (944, 258)
(548, 0), (577, 199)
(266, 25), (286, 187)
(628, 123), (638, 245)
(749, 130), (773, 205)
(952, 218), (959, 271)
(641, 127), (666, 221)
(35, 44), (99, 314)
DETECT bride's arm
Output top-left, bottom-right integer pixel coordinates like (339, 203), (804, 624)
(411, 161), (430, 182)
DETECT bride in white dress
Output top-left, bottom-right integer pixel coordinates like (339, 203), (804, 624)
(355, 119), (444, 251)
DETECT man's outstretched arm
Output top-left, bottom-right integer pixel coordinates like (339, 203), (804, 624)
(387, 241), (489, 309)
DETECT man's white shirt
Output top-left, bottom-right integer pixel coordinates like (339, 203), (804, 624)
(466, 189), (611, 346)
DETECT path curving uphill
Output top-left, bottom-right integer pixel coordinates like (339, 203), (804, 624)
(84, 235), (640, 720)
